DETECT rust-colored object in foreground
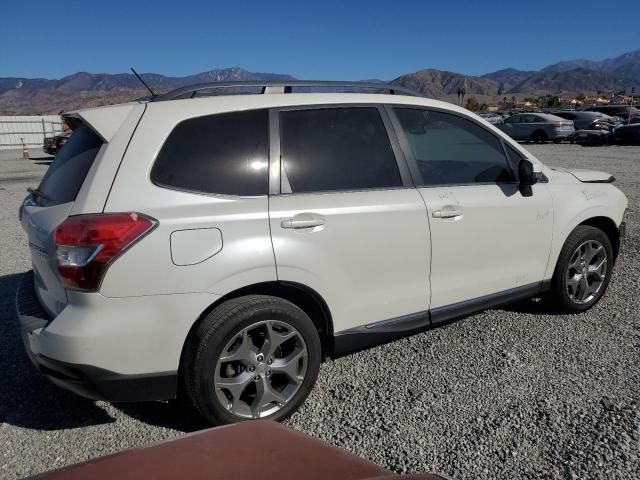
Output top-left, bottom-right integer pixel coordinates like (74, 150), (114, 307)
(29, 420), (451, 480)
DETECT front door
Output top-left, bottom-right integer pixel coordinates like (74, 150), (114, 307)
(389, 106), (553, 313)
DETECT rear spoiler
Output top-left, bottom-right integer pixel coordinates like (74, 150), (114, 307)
(62, 103), (142, 142)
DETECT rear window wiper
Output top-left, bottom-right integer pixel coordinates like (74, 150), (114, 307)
(27, 187), (52, 202)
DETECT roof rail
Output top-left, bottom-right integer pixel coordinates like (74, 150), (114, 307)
(150, 80), (423, 102)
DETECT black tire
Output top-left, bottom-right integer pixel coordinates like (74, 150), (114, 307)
(184, 295), (321, 425)
(531, 130), (548, 143)
(548, 225), (613, 312)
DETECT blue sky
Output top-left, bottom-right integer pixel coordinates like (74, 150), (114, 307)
(2, 0), (639, 80)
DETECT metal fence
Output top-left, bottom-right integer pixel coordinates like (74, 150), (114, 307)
(0, 115), (64, 150)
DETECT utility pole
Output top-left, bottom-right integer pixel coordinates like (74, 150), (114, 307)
(629, 87), (636, 125)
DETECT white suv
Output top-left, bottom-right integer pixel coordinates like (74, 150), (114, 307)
(17, 82), (627, 425)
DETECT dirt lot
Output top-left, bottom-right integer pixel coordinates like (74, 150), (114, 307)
(0, 144), (638, 480)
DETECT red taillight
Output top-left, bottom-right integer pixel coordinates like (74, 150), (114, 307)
(53, 213), (156, 291)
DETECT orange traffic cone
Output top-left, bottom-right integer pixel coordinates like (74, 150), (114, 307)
(22, 142), (30, 160)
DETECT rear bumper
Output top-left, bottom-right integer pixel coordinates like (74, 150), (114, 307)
(31, 353), (177, 402)
(15, 271), (217, 402)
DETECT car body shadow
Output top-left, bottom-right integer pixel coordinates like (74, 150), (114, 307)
(496, 296), (563, 315)
(114, 401), (209, 432)
(0, 272), (115, 430)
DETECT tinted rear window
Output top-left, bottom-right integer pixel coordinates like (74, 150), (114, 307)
(280, 107), (402, 193)
(37, 125), (103, 206)
(151, 109), (269, 196)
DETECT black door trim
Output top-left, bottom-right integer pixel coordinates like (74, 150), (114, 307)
(332, 281), (550, 356)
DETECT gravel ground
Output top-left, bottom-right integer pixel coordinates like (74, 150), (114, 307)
(0, 144), (639, 479)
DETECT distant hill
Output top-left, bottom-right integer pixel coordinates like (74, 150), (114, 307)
(542, 49), (640, 81)
(396, 49), (639, 100)
(0, 68), (296, 114)
(480, 68), (537, 92)
(1, 49), (639, 114)
(392, 69), (499, 97)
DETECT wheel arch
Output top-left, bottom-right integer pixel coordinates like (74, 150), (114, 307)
(578, 216), (621, 258)
(531, 129), (548, 141)
(178, 281), (334, 390)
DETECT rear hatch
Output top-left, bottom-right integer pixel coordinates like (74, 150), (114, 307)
(20, 124), (104, 317)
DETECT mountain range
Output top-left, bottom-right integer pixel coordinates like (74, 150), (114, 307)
(1, 49), (638, 114)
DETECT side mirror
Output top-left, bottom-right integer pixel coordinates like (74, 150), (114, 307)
(518, 159), (541, 186)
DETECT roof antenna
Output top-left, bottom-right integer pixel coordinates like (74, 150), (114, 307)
(130, 67), (157, 98)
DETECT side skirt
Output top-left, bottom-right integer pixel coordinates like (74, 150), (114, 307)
(332, 281), (549, 357)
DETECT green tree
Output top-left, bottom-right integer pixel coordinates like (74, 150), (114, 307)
(545, 96), (560, 108)
(465, 96), (480, 111)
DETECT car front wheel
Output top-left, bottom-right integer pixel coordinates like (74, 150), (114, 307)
(184, 295), (321, 425)
(549, 225), (613, 312)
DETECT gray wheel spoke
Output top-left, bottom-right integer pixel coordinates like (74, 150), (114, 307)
(219, 329), (257, 364)
(578, 276), (590, 301)
(271, 349), (306, 384)
(567, 274), (581, 289)
(261, 321), (297, 358)
(251, 378), (287, 418)
(584, 243), (602, 264)
(568, 253), (581, 270)
(215, 371), (253, 401)
(588, 258), (606, 280)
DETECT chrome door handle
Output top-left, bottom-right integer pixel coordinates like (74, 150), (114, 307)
(281, 213), (326, 229)
(432, 205), (464, 219)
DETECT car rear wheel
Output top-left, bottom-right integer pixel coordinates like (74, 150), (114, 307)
(532, 130), (548, 143)
(548, 226), (613, 312)
(184, 295), (321, 425)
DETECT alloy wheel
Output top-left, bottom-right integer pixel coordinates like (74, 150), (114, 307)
(214, 320), (308, 419)
(566, 239), (607, 304)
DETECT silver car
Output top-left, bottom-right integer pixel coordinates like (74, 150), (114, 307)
(499, 113), (575, 143)
(477, 112), (503, 125)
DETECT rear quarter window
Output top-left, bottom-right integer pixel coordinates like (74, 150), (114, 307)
(37, 125), (103, 206)
(151, 109), (269, 196)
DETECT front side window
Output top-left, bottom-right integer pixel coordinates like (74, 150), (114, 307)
(393, 108), (515, 186)
(151, 109), (269, 196)
(279, 107), (402, 193)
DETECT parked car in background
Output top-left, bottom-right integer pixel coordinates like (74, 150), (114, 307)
(499, 113), (575, 142)
(571, 126), (613, 146)
(42, 131), (71, 155)
(611, 123), (640, 145)
(17, 81), (626, 426)
(553, 111), (618, 130)
(585, 105), (640, 124)
(477, 112), (503, 125)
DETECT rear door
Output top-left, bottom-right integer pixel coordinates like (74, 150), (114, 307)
(20, 125), (104, 316)
(268, 106), (431, 334)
